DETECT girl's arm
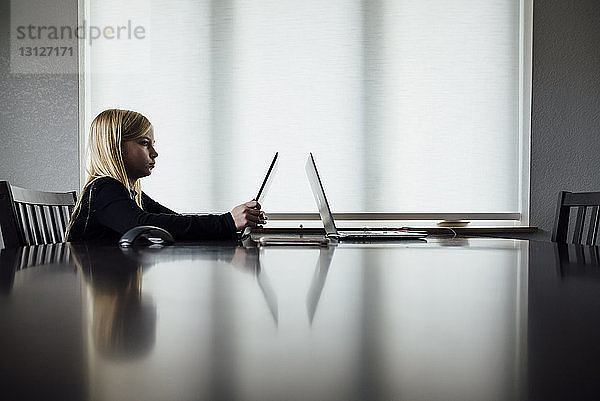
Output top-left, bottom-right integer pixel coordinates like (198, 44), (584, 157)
(141, 192), (177, 215)
(93, 178), (237, 240)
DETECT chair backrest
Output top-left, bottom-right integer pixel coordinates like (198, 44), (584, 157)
(552, 191), (600, 244)
(0, 181), (77, 248)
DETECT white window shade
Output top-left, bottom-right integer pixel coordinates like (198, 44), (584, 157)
(86, 0), (526, 216)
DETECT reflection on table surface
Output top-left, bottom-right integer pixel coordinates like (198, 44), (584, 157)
(0, 238), (599, 400)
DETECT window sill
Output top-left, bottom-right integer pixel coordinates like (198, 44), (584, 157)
(252, 226), (538, 235)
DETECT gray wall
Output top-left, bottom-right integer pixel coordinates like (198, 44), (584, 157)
(530, 0), (600, 239)
(0, 0), (79, 193)
(1, 0), (599, 242)
(0, 0), (79, 247)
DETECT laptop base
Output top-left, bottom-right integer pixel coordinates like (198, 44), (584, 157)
(332, 231), (427, 241)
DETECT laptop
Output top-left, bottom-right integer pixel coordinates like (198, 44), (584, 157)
(256, 152), (279, 205)
(242, 152), (279, 237)
(305, 153), (427, 241)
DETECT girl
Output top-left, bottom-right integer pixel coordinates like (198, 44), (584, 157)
(66, 109), (264, 242)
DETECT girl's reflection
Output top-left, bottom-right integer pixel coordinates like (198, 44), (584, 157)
(69, 243), (157, 359)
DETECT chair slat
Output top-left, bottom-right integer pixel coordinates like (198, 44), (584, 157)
(53, 206), (65, 241)
(23, 204), (37, 245)
(52, 206), (65, 241)
(56, 243), (65, 262)
(35, 206), (47, 243)
(587, 206), (600, 245)
(34, 205), (50, 244)
(65, 245), (71, 263)
(584, 246), (594, 264)
(573, 206), (586, 244)
(575, 245), (585, 265)
(53, 207), (63, 242)
(27, 246), (37, 268)
(23, 205), (34, 245)
(47, 243), (56, 263)
(27, 204), (41, 245)
(16, 203), (31, 245)
(593, 247), (600, 265)
(64, 206), (74, 237)
(35, 245), (44, 266)
(46, 207), (59, 243)
(44, 206), (59, 243)
(18, 247), (27, 270)
(553, 191), (570, 242)
(44, 206), (61, 244)
(60, 206), (70, 232)
(43, 244), (53, 264)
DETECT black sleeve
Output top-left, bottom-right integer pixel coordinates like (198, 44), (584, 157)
(141, 192), (177, 214)
(92, 179), (237, 240)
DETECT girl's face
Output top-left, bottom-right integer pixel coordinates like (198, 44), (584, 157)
(122, 126), (158, 181)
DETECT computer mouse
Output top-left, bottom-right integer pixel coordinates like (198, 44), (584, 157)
(119, 225), (175, 247)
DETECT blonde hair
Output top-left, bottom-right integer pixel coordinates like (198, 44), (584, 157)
(66, 109), (152, 238)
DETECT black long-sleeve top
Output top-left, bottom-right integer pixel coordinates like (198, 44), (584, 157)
(66, 177), (237, 242)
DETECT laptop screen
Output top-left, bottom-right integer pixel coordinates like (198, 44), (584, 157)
(256, 152), (279, 204)
(305, 153), (339, 236)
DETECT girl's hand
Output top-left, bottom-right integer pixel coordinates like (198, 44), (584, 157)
(231, 200), (266, 230)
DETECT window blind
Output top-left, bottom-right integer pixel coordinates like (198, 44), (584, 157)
(86, 0), (525, 216)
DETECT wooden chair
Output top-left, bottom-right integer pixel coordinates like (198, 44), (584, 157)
(0, 181), (77, 248)
(552, 191), (600, 244)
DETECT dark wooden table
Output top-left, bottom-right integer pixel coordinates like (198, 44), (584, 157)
(0, 237), (598, 400)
